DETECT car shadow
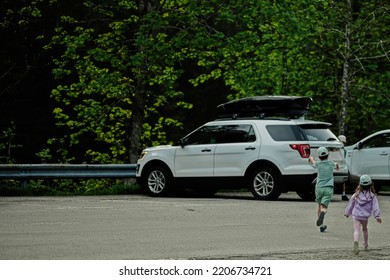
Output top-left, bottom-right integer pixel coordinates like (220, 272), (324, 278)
(165, 189), (309, 202)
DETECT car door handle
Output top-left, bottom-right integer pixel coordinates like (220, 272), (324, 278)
(201, 149), (212, 152)
(245, 147), (256, 150)
(379, 152), (388, 156)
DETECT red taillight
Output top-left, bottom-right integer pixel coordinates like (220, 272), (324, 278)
(290, 144), (310, 158)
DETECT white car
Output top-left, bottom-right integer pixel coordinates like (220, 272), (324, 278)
(136, 96), (348, 200)
(345, 129), (390, 191)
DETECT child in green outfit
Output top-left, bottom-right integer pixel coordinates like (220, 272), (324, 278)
(309, 146), (339, 232)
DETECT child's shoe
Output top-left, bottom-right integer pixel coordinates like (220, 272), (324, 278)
(353, 241), (359, 255)
(320, 225), (327, 232)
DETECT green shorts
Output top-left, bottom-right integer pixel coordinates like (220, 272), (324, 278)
(315, 186), (334, 207)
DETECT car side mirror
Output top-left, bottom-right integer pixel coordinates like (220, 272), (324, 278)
(356, 142), (363, 150)
(178, 138), (186, 148)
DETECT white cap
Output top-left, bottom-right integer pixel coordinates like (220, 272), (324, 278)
(359, 174), (372, 186)
(338, 135), (346, 143)
(317, 147), (329, 157)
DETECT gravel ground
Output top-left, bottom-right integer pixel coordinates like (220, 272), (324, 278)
(205, 245), (390, 260)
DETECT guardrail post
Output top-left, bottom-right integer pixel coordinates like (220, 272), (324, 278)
(21, 179), (28, 188)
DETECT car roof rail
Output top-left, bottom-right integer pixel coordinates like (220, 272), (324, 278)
(214, 116), (292, 121)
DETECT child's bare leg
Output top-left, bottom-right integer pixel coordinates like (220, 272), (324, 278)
(353, 219), (361, 242)
(317, 204), (321, 217)
(316, 204), (327, 226)
(353, 219), (361, 254)
(361, 220), (369, 248)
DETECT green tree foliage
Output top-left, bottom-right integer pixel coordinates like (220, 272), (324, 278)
(311, 0), (389, 140)
(45, 0), (191, 163)
(1, 0), (388, 165)
(0, 122), (21, 164)
(189, 0), (389, 142)
(46, 0), (248, 163)
(190, 0), (333, 99)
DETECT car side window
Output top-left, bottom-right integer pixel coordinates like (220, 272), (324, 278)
(183, 125), (223, 145)
(362, 133), (390, 148)
(220, 124), (255, 143)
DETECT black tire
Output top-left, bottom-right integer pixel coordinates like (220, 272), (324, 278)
(373, 182), (381, 195)
(248, 166), (282, 200)
(142, 164), (172, 197)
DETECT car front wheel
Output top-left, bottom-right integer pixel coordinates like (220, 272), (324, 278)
(249, 166), (281, 200)
(143, 165), (172, 197)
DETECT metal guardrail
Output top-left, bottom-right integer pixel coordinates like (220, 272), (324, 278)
(0, 164), (137, 179)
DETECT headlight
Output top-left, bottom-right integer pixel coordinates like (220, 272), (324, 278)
(138, 151), (147, 160)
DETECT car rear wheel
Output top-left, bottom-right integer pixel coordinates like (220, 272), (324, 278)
(373, 182), (382, 194)
(249, 166), (281, 200)
(143, 164), (172, 197)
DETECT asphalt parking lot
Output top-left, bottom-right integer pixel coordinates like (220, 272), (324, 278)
(0, 192), (389, 260)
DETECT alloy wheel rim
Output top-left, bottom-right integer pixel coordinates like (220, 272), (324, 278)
(148, 170), (166, 193)
(254, 172), (274, 196)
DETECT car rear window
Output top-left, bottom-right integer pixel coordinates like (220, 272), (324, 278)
(266, 124), (338, 142)
(266, 125), (306, 141)
(300, 126), (338, 141)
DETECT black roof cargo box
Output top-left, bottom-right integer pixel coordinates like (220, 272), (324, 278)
(216, 95), (312, 119)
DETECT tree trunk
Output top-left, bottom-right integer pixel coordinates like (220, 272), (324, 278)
(129, 89), (145, 164)
(339, 0), (353, 136)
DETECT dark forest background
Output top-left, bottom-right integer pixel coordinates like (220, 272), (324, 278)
(1, 0), (389, 165)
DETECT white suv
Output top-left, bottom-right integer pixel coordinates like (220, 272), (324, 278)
(136, 96), (348, 200)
